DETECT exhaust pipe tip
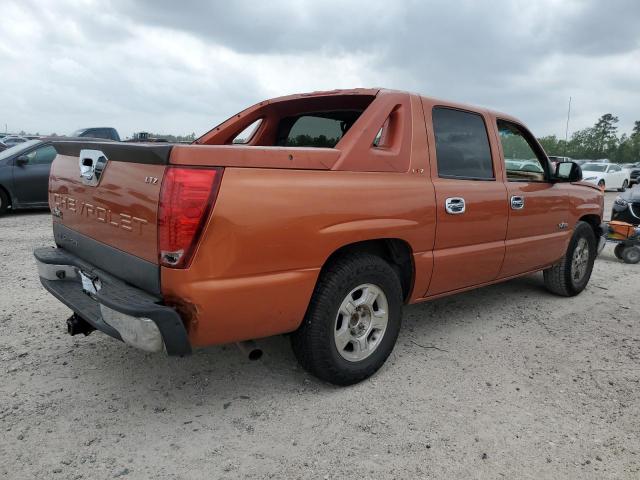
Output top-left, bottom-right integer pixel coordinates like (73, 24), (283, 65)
(247, 348), (263, 361)
(236, 340), (263, 361)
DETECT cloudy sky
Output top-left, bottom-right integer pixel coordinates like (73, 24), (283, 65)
(1, 0), (639, 139)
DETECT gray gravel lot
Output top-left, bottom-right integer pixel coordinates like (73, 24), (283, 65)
(1, 192), (639, 479)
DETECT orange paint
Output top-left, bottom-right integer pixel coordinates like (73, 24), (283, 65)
(48, 89), (604, 348)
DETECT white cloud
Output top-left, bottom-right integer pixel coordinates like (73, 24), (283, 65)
(0, 0), (638, 139)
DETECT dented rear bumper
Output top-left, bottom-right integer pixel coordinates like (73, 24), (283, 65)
(34, 246), (191, 356)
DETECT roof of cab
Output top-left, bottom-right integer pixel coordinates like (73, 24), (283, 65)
(275, 87), (527, 126)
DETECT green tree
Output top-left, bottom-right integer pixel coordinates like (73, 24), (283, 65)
(537, 135), (560, 154)
(521, 114), (640, 162)
(593, 113), (619, 157)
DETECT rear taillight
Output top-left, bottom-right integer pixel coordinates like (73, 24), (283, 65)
(158, 166), (223, 268)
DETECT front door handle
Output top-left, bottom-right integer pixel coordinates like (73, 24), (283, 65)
(511, 195), (525, 210)
(445, 197), (465, 214)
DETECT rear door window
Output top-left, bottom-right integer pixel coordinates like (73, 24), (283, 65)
(432, 107), (494, 180)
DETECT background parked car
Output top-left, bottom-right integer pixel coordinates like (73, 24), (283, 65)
(581, 162), (630, 191)
(71, 127), (121, 141)
(0, 139), (57, 215)
(611, 188), (640, 225)
(626, 162), (640, 186)
(505, 158), (545, 173)
(0, 135), (28, 148)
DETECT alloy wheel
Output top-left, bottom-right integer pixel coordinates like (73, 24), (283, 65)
(571, 237), (590, 283)
(334, 283), (388, 362)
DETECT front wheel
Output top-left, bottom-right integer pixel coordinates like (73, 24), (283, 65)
(543, 221), (596, 296)
(291, 253), (403, 386)
(619, 180), (628, 192)
(598, 180), (605, 191)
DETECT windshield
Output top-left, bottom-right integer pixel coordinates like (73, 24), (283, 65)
(71, 129), (86, 137)
(0, 140), (41, 160)
(582, 163), (607, 172)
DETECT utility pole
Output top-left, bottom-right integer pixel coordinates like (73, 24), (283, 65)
(563, 96), (571, 156)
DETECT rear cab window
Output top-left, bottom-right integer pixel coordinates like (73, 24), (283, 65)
(432, 107), (494, 180)
(277, 111), (363, 148)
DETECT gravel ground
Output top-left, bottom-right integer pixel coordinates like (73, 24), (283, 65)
(1, 192), (639, 479)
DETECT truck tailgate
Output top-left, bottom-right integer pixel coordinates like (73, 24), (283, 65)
(49, 141), (169, 292)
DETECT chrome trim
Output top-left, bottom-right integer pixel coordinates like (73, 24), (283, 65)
(445, 197), (465, 214)
(78, 149), (108, 186)
(36, 261), (78, 281)
(510, 195), (525, 210)
(100, 305), (164, 353)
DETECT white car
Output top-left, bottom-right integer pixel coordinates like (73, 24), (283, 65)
(581, 162), (630, 191)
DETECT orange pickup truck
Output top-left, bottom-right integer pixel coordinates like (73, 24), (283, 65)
(35, 88), (604, 385)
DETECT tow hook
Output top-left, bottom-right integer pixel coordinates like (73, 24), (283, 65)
(66, 314), (96, 336)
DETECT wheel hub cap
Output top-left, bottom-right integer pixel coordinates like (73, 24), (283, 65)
(334, 284), (389, 362)
(349, 305), (372, 337)
(571, 237), (590, 283)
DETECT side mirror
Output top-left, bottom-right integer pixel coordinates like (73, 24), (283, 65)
(554, 161), (582, 182)
(15, 155), (29, 166)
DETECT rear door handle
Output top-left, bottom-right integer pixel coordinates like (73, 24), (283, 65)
(511, 195), (525, 210)
(445, 197), (465, 214)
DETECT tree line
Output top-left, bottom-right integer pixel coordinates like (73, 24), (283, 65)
(538, 115), (640, 163)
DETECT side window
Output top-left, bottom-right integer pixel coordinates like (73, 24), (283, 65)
(610, 165), (621, 173)
(97, 129), (112, 139)
(432, 107), (494, 180)
(28, 145), (57, 165)
(285, 116), (344, 148)
(232, 119), (262, 144)
(372, 106), (401, 149)
(497, 120), (547, 182)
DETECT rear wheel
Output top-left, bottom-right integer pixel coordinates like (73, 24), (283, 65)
(619, 179), (628, 192)
(621, 246), (640, 264)
(291, 253), (403, 385)
(0, 189), (8, 216)
(543, 221), (596, 296)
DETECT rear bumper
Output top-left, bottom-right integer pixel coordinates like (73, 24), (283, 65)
(34, 246), (191, 356)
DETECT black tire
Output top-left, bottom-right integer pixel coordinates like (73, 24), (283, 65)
(0, 189), (8, 216)
(598, 180), (605, 191)
(291, 253), (403, 386)
(621, 246), (640, 264)
(543, 221), (596, 296)
(618, 180), (628, 192)
(614, 244), (625, 260)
